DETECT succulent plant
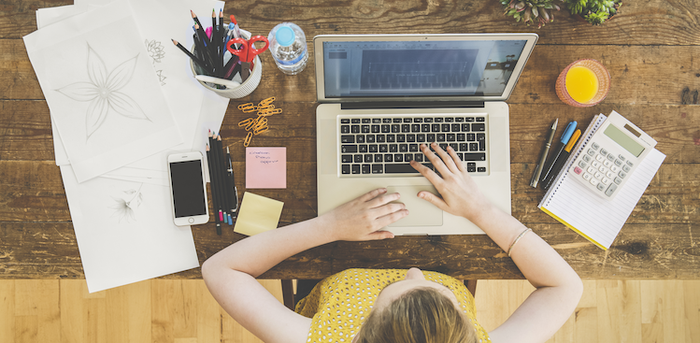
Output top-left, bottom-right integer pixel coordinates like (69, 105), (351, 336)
(565, 0), (622, 25)
(500, 0), (562, 28)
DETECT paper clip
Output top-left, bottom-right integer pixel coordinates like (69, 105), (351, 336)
(244, 118), (258, 131)
(238, 117), (254, 127)
(253, 125), (269, 135)
(256, 104), (275, 112)
(258, 97), (275, 106)
(254, 117), (268, 130)
(258, 108), (282, 116)
(238, 103), (257, 113)
(244, 132), (253, 147)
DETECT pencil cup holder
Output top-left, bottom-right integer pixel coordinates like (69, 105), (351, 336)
(190, 43), (262, 99)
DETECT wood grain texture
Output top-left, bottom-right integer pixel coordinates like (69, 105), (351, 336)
(0, 0), (699, 280)
(2, 279), (698, 343)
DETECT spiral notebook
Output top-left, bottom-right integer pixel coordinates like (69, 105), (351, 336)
(538, 113), (666, 250)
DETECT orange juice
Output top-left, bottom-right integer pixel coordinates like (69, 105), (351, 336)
(565, 66), (598, 103)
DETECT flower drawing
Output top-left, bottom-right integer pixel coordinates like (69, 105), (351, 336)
(110, 184), (144, 223)
(145, 39), (166, 63)
(56, 44), (151, 140)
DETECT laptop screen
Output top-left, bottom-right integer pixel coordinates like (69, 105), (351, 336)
(314, 34), (538, 102)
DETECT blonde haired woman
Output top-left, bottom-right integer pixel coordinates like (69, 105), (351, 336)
(203, 142), (583, 343)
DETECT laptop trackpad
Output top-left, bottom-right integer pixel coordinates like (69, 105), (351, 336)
(387, 185), (443, 227)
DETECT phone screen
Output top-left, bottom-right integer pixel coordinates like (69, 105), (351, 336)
(169, 160), (207, 218)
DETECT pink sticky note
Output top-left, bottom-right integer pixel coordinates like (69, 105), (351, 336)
(246, 147), (286, 188)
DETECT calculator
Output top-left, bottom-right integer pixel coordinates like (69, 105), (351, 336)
(569, 111), (656, 199)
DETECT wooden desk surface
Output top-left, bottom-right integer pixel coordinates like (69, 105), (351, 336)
(1, 1), (698, 280)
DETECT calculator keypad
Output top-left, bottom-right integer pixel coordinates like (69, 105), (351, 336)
(572, 141), (633, 197)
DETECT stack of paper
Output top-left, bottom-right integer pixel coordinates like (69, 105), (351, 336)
(24, 0), (230, 292)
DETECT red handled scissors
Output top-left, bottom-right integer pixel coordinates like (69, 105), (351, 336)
(226, 35), (269, 81)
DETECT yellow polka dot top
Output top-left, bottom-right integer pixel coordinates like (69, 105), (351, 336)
(295, 268), (490, 343)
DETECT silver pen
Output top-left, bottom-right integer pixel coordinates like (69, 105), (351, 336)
(530, 118), (558, 188)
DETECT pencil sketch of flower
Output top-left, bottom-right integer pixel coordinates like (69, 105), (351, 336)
(146, 39), (167, 85)
(56, 44), (151, 140)
(145, 39), (166, 63)
(110, 184), (144, 223)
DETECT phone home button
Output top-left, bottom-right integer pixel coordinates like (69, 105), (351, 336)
(188, 218), (195, 224)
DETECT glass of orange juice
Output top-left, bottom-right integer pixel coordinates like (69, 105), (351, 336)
(555, 59), (610, 107)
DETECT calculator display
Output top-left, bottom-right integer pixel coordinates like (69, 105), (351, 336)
(603, 125), (645, 157)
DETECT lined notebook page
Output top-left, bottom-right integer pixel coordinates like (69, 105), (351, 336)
(538, 114), (666, 250)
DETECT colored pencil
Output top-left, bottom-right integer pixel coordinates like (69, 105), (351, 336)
(209, 132), (224, 233)
(190, 10), (203, 29)
(205, 143), (222, 234)
(215, 134), (231, 224)
(171, 39), (214, 75)
(226, 146), (239, 217)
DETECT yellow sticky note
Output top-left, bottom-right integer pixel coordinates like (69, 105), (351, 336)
(233, 192), (284, 236)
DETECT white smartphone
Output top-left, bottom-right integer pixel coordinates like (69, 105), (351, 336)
(167, 151), (209, 226)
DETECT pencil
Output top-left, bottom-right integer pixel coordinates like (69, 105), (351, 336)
(205, 143), (222, 234)
(209, 132), (224, 233)
(215, 134), (231, 224)
(171, 39), (214, 75)
(226, 146), (239, 217)
(194, 24), (217, 74)
(190, 10), (203, 29)
(211, 133), (226, 224)
(218, 9), (225, 69)
(211, 9), (224, 73)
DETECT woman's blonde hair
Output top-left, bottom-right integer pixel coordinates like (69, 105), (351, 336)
(355, 287), (477, 343)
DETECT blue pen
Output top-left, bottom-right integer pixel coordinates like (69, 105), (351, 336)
(539, 121), (577, 184)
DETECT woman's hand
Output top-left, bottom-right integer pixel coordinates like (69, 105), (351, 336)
(319, 188), (408, 241)
(410, 142), (494, 222)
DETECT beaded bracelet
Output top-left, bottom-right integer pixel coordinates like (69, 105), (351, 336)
(507, 228), (532, 257)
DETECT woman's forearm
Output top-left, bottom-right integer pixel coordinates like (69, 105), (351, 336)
(202, 188), (404, 278)
(203, 216), (336, 278)
(471, 204), (581, 290)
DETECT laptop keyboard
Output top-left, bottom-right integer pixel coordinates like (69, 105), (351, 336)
(339, 114), (488, 176)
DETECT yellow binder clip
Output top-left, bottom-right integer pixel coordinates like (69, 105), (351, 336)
(238, 102), (257, 113)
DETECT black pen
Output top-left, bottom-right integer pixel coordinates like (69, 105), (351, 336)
(226, 146), (239, 218)
(543, 129), (581, 191)
(540, 120), (577, 184)
(530, 118), (558, 188)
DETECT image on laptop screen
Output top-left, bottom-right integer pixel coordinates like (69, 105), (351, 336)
(322, 39), (529, 99)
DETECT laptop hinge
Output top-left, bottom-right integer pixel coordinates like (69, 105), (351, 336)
(340, 101), (485, 110)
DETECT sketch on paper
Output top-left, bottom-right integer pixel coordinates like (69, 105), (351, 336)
(145, 39), (167, 86)
(56, 44), (152, 140)
(110, 183), (144, 223)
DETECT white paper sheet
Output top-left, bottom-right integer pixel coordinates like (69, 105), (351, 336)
(61, 165), (200, 293)
(24, 1), (183, 182)
(37, 0), (230, 177)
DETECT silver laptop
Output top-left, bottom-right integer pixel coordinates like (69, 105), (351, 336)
(314, 33), (538, 235)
